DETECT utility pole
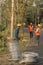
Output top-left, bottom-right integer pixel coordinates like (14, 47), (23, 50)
(11, 0), (14, 39)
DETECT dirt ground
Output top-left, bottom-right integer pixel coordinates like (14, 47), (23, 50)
(0, 52), (20, 65)
(0, 33), (30, 65)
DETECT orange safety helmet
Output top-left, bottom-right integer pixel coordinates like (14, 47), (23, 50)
(30, 23), (32, 25)
(17, 23), (21, 27)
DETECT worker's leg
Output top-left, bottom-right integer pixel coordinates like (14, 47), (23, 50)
(35, 36), (40, 46)
(29, 32), (31, 43)
(30, 32), (33, 44)
(37, 36), (40, 46)
(35, 36), (38, 46)
(31, 32), (33, 40)
(30, 32), (31, 39)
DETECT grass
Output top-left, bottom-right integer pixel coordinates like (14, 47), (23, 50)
(19, 39), (30, 52)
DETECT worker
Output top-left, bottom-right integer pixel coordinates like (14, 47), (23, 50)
(35, 24), (41, 46)
(28, 23), (34, 39)
(8, 23), (22, 60)
(14, 23), (21, 41)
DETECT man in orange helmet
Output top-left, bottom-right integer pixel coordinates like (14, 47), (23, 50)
(14, 23), (21, 41)
(35, 24), (41, 46)
(28, 23), (34, 39)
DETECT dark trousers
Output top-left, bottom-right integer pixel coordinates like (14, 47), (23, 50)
(30, 32), (33, 39)
(36, 36), (40, 44)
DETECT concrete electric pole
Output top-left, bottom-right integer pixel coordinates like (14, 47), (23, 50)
(11, 0), (14, 39)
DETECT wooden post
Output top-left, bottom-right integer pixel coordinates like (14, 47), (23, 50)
(11, 0), (14, 39)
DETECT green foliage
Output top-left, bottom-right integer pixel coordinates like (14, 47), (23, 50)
(0, 0), (43, 50)
(0, 0), (11, 49)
